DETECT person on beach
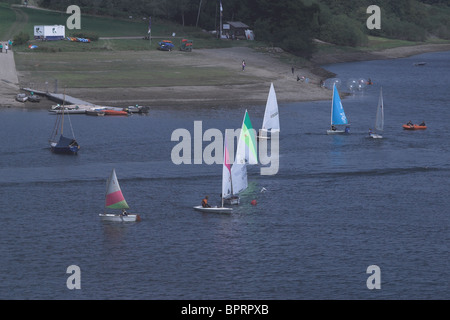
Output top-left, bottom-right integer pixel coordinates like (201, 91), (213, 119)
(4, 43), (8, 53)
(0, 43), (2, 53)
(242, 60), (246, 71)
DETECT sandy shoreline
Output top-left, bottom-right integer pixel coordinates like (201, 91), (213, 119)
(2, 43), (450, 109)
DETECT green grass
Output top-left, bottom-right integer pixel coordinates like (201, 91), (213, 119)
(0, 3), (17, 39)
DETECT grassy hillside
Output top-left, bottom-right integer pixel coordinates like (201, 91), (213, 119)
(1, 3), (259, 53)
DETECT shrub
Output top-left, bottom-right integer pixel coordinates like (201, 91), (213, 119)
(13, 32), (30, 45)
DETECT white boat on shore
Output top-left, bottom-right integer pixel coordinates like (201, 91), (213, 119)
(49, 104), (91, 114)
(16, 93), (28, 102)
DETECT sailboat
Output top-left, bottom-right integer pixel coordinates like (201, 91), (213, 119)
(193, 136), (233, 213)
(99, 169), (141, 222)
(49, 91), (80, 154)
(327, 83), (350, 135)
(258, 82), (280, 140)
(369, 88), (384, 139)
(228, 109), (258, 204)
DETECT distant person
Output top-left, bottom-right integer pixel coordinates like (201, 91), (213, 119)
(291, 66), (294, 75)
(4, 43), (8, 53)
(242, 60), (246, 71)
(0, 43), (2, 53)
(407, 120), (413, 126)
(420, 121), (426, 126)
(202, 196), (211, 208)
(121, 209), (128, 216)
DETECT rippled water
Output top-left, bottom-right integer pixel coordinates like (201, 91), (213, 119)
(0, 51), (449, 300)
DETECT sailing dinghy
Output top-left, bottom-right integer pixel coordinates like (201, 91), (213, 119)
(369, 88), (384, 139)
(258, 83), (280, 140)
(327, 83), (350, 135)
(99, 169), (141, 222)
(227, 109), (258, 204)
(193, 136), (233, 213)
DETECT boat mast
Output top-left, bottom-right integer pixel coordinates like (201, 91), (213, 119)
(331, 83), (335, 126)
(61, 88), (66, 135)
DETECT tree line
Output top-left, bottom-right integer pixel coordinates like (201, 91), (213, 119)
(35, 0), (450, 57)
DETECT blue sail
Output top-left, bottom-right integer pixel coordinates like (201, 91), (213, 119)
(331, 84), (348, 125)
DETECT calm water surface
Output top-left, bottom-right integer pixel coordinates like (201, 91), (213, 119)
(0, 51), (449, 300)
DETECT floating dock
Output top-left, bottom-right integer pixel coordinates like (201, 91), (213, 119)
(21, 88), (96, 106)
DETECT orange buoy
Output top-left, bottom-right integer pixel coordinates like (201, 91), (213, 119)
(251, 200), (257, 206)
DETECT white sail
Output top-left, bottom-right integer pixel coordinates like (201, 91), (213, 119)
(261, 83), (280, 132)
(234, 110), (258, 165)
(222, 136), (232, 199)
(231, 110), (256, 195)
(230, 162), (248, 195)
(375, 88), (384, 132)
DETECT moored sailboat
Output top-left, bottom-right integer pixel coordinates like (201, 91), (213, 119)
(99, 169), (141, 222)
(49, 92), (80, 154)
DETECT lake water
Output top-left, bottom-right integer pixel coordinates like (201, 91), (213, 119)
(0, 51), (448, 301)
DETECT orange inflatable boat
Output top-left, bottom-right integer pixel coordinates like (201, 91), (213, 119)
(402, 124), (427, 130)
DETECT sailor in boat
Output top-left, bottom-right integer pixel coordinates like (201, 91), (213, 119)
(201, 196), (211, 208)
(407, 120), (413, 127)
(345, 126), (350, 133)
(331, 125), (336, 131)
(419, 121), (426, 126)
(121, 209), (128, 216)
(369, 128), (373, 136)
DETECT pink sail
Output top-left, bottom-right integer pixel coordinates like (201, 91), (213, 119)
(105, 169), (129, 209)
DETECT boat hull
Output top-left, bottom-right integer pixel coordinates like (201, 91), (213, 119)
(327, 129), (347, 135)
(49, 109), (86, 114)
(86, 110), (105, 116)
(193, 206), (232, 213)
(104, 110), (129, 116)
(99, 213), (141, 222)
(370, 133), (383, 139)
(16, 94), (28, 102)
(50, 143), (80, 154)
(257, 129), (279, 140)
(223, 196), (240, 205)
(402, 124), (427, 130)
